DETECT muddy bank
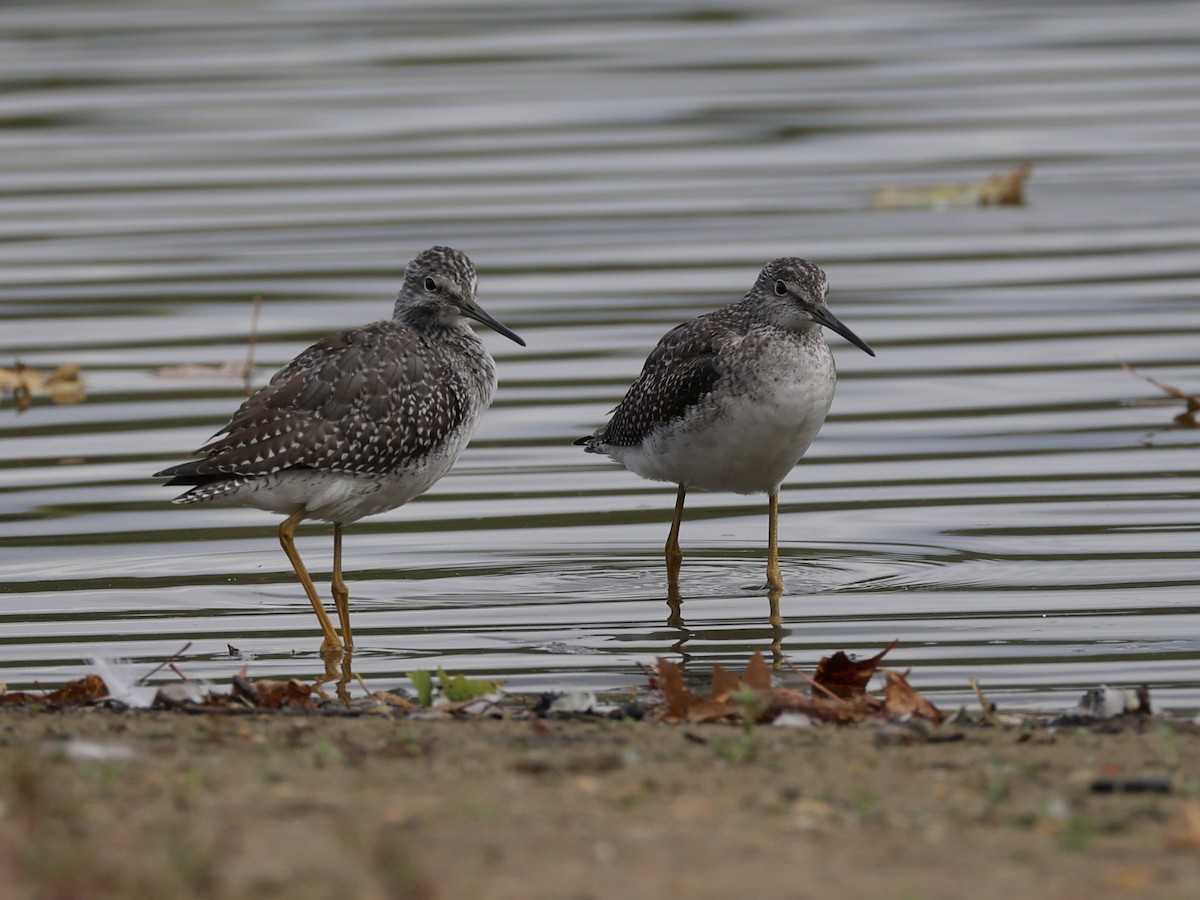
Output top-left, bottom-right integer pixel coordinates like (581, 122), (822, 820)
(2, 707), (1199, 899)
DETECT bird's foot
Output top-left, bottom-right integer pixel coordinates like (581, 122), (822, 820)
(313, 649), (354, 707)
(318, 636), (345, 660)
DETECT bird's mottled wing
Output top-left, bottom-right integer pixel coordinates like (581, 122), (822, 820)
(160, 322), (469, 481)
(585, 315), (737, 448)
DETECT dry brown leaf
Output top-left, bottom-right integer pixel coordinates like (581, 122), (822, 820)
(371, 692), (415, 712)
(742, 651), (771, 691)
(767, 686), (880, 725)
(651, 646), (935, 727)
(709, 664), (740, 702)
(686, 697), (740, 724)
(654, 659), (695, 721)
(883, 670), (945, 723)
(249, 678), (313, 710)
(657, 656), (773, 723)
(813, 640), (898, 697)
(0, 674), (109, 707)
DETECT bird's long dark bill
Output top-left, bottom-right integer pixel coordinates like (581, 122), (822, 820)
(462, 305), (526, 346)
(811, 307), (875, 357)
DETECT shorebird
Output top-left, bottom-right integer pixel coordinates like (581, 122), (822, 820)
(156, 246), (524, 657)
(575, 257), (873, 595)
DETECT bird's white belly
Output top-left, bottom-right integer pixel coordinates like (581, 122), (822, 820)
(615, 348), (836, 494)
(214, 431), (472, 523)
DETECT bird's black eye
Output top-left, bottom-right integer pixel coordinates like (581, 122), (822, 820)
(423, 276), (438, 292)
(774, 280), (788, 296)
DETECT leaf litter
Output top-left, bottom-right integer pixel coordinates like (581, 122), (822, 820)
(646, 643), (945, 727)
(0, 641), (1186, 739)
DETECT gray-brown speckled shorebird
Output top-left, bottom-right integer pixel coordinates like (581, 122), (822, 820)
(156, 246), (524, 659)
(576, 257), (873, 603)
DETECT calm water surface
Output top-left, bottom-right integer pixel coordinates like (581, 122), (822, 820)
(2, 0), (1199, 710)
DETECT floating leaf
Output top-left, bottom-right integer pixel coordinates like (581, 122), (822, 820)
(872, 163), (1033, 210)
(1122, 362), (1200, 427)
(975, 163), (1034, 205)
(155, 296), (262, 396)
(0, 361), (86, 412)
(155, 361), (253, 380)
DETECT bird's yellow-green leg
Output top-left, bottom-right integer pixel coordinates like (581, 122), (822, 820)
(766, 489), (785, 595)
(278, 506), (343, 657)
(665, 484), (686, 589)
(331, 522), (353, 651)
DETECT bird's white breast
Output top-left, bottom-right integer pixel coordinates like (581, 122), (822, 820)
(614, 328), (837, 494)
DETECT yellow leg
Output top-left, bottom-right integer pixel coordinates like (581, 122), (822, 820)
(766, 489), (784, 594)
(767, 491), (785, 665)
(665, 484), (686, 589)
(278, 506), (342, 657)
(332, 523), (353, 650)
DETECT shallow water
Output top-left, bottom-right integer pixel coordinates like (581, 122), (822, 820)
(2, 0), (1199, 711)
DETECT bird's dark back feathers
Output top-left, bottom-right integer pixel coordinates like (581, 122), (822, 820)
(157, 320), (490, 485)
(578, 308), (753, 450)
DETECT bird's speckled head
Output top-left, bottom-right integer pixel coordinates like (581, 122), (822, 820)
(394, 246), (524, 346)
(750, 258), (828, 316)
(399, 246), (479, 311)
(747, 257), (874, 356)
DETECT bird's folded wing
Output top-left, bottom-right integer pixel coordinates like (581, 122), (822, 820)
(167, 323), (468, 479)
(594, 317), (736, 447)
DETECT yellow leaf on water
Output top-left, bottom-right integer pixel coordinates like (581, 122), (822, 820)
(1, 361), (86, 412)
(872, 163), (1033, 210)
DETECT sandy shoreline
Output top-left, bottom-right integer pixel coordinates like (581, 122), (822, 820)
(3, 702), (1199, 899)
